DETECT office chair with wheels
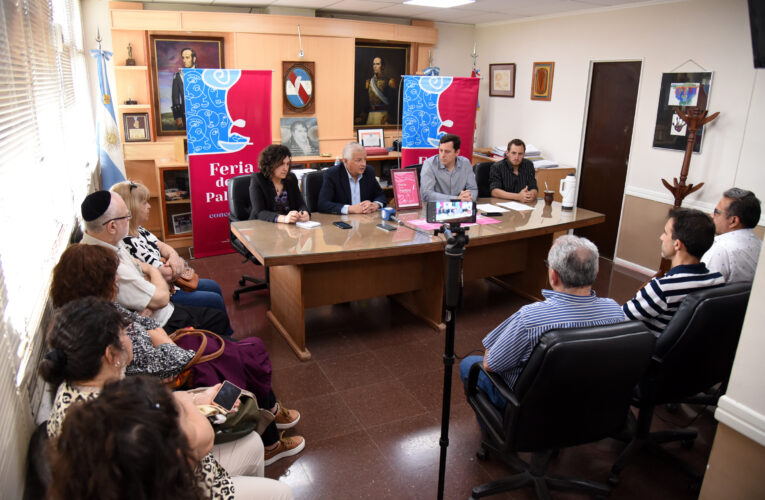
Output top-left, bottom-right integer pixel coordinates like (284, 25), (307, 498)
(465, 321), (656, 500)
(474, 161), (493, 198)
(402, 163), (422, 183)
(227, 174), (268, 301)
(610, 281), (752, 486)
(301, 170), (324, 213)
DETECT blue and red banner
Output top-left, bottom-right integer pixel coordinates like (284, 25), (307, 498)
(184, 69), (272, 258)
(401, 76), (479, 167)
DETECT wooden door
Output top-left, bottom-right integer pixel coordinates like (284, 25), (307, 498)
(575, 61), (641, 259)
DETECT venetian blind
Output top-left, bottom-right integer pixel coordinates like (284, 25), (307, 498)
(0, 0), (95, 392)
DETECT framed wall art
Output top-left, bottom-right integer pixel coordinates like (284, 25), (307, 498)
(531, 62), (554, 101)
(652, 71), (713, 152)
(280, 117), (319, 156)
(489, 63), (516, 97)
(283, 61), (315, 114)
(123, 112), (150, 142)
(150, 35), (224, 136)
(354, 42), (409, 129)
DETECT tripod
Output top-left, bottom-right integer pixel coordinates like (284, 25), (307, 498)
(435, 222), (469, 500)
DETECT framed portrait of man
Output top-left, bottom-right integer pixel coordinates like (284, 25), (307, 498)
(354, 42), (409, 129)
(150, 35), (224, 136)
(280, 117), (320, 157)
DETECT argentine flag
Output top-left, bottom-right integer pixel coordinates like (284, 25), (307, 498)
(91, 47), (126, 189)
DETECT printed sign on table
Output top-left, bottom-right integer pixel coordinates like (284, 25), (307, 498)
(401, 76), (479, 168)
(391, 167), (421, 209)
(184, 68), (272, 258)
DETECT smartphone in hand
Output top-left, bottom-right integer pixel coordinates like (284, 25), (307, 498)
(212, 380), (242, 412)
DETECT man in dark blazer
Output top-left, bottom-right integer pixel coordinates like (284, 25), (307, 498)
(318, 142), (387, 214)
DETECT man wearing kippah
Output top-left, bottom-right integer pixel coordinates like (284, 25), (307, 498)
(79, 190), (230, 335)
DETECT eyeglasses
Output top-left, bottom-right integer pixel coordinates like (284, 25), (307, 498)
(713, 208), (730, 217)
(102, 212), (132, 225)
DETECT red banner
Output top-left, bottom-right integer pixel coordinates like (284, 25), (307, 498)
(401, 76), (479, 168)
(185, 70), (272, 258)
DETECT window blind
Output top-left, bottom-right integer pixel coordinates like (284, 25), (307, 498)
(0, 0), (95, 390)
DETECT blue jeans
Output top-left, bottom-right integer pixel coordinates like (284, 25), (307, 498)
(459, 355), (507, 411)
(171, 279), (233, 335)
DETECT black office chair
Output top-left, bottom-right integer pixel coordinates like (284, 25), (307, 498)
(24, 422), (50, 500)
(301, 170), (324, 213)
(474, 161), (493, 197)
(227, 174), (268, 301)
(402, 163), (422, 183)
(465, 321), (656, 499)
(609, 282), (752, 486)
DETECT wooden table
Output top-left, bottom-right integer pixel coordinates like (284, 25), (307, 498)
(231, 200), (605, 360)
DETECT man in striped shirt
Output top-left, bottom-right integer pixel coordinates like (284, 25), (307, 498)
(459, 235), (625, 409)
(489, 138), (538, 203)
(624, 208), (725, 336)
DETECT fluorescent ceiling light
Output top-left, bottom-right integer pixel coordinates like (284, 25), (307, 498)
(403, 0), (475, 7)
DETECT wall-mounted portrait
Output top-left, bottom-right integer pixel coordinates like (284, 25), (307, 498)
(354, 43), (409, 129)
(280, 117), (319, 157)
(150, 35), (224, 136)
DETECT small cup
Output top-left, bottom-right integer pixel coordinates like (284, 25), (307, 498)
(543, 190), (555, 206)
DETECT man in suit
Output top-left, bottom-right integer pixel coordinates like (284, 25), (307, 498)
(171, 47), (196, 130)
(318, 142), (387, 214)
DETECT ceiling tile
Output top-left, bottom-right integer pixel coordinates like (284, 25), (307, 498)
(270, 0), (340, 7)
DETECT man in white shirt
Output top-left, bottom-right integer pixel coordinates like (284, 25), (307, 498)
(702, 188), (762, 283)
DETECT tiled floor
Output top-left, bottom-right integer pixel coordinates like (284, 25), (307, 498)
(193, 253), (715, 499)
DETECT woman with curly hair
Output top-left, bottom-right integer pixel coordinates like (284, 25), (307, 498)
(49, 244), (305, 466)
(48, 375), (293, 499)
(41, 299), (293, 499)
(249, 144), (310, 223)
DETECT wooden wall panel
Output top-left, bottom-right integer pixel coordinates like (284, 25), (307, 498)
(236, 33), (355, 155)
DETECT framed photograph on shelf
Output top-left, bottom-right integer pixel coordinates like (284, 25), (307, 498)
(531, 62), (554, 101)
(280, 117), (320, 156)
(652, 72), (713, 153)
(489, 63), (516, 97)
(357, 128), (384, 148)
(172, 212), (192, 234)
(123, 112), (150, 142)
(283, 61), (315, 114)
(354, 42), (409, 129)
(150, 35), (224, 136)
(391, 167), (421, 210)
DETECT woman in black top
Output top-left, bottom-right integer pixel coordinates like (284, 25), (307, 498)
(249, 144), (310, 223)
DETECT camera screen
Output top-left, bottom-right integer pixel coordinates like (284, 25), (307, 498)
(428, 201), (476, 224)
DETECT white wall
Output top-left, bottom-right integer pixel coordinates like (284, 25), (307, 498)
(473, 0), (764, 213)
(432, 22), (476, 77)
(716, 240), (765, 446)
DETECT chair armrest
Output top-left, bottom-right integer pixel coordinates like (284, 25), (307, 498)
(467, 362), (521, 407)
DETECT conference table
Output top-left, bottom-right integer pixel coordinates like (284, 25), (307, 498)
(231, 199), (605, 360)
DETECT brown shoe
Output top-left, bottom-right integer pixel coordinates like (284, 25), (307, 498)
(264, 432), (305, 466)
(273, 401), (300, 430)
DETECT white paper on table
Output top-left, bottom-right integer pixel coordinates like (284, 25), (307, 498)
(477, 203), (509, 213)
(497, 201), (535, 212)
(296, 221), (321, 229)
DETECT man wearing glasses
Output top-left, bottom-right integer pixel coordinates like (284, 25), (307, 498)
(702, 188), (762, 283)
(79, 190), (230, 335)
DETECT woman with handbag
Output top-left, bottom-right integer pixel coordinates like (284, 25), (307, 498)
(42, 300), (294, 499)
(50, 244), (306, 466)
(249, 144), (310, 223)
(110, 180), (229, 316)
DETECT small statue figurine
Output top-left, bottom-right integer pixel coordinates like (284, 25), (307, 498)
(126, 42), (136, 66)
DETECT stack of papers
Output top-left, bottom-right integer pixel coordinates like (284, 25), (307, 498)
(533, 159), (558, 169)
(296, 221), (320, 229)
(524, 144), (541, 157)
(497, 201), (534, 212)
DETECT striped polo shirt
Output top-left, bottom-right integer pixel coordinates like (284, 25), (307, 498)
(483, 290), (626, 389)
(623, 263), (725, 336)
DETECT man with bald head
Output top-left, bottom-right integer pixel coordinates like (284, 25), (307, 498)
(80, 190), (230, 334)
(317, 142), (387, 214)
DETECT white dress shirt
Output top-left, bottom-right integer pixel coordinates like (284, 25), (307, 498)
(701, 228), (762, 283)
